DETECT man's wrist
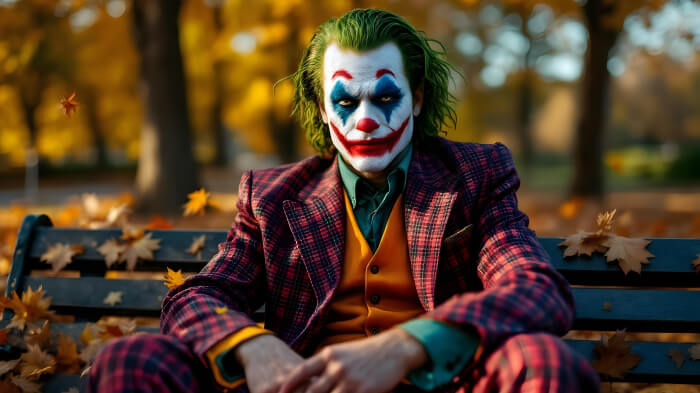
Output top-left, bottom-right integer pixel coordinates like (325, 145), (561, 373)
(234, 333), (276, 367)
(387, 328), (428, 372)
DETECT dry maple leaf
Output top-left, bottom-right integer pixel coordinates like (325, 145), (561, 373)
(1, 286), (55, 330)
(121, 232), (160, 271)
(97, 317), (136, 341)
(24, 320), (51, 348)
(120, 225), (145, 242)
(0, 376), (22, 393)
(558, 231), (608, 257)
(97, 239), (125, 268)
(88, 204), (131, 229)
(668, 348), (685, 368)
(187, 235), (206, 256)
(78, 340), (105, 365)
(19, 344), (56, 380)
(163, 267), (185, 290)
(9, 375), (41, 393)
(183, 188), (211, 216)
(79, 323), (102, 346)
(145, 215), (173, 230)
(690, 343), (700, 360)
(595, 209), (616, 236)
(60, 91), (79, 117)
(592, 330), (641, 379)
(0, 358), (20, 376)
(40, 243), (84, 273)
(103, 291), (123, 306)
(692, 255), (700, 274)
(55, 334), (81, 374)
(602, 301), (612, 312)
(602, 235), (655, 275)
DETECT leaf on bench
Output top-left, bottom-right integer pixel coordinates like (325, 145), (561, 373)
(7, 375), (41, 393)
(102, 291), (124, 307)
(690, 343), (700, 360)
(0, 286), (55, 331)
(97, 239), (125, 268)
(55, 334), (81, 374)
(19, 344), (55, 380)
(187, 235), (206, 257)
(602, 235), (654, 275)
(668, 348), (686, 369)
(592, 330), (641, 379)
(164, 268), (185, 290)
(24, 321), (51, 348)
(40, 243), (84, 273)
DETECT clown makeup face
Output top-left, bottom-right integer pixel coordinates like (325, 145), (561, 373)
(319, 42), (421, 173)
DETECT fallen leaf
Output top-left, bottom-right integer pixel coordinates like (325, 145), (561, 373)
(97, 239), (125, 268)
(55, 334), (81, 374)
(692, 255), (700, 274)
(163, 267), (185, 290)
(602, 235), (655, 275)
(121, 233), (160, 270)
(60, 91), (79, 117)
(558, 231), (608, 257)
(145, 215), (173, 230)
(0, 286), (55, 330)
(592, 330), (641, 379)
(668, 348), (685, 368)
(79, 323), (101, 346)
(40, 243), (84, 273)
(102, 291), (123, 306)
(24, 320), (51, 348)
(595, 210), (616, 236)
(19, 344), (55, 380)
(0, 376), (21, 393)
(0, 358), (20, 376)
(602, 301), (612, 312)
(9, 375), (41, 393)
(689, 343), (700, 360)
(78, 340), (105, 365)
(187, 235), (206, 256)
(215, 307), (228, 314)
(88, 204), (131, 229)
(183, 189), (211, 216)
(97, 317), (136, 341)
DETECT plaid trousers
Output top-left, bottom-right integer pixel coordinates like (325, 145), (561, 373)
(86, 331), (599, 393)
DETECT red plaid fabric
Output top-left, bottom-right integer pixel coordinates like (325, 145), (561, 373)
(151, 138), (598, 391)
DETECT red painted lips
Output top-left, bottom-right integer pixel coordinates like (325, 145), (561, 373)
(330, 116), (410, 157)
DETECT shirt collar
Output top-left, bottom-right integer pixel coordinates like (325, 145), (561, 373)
(337, 143), (413, 208)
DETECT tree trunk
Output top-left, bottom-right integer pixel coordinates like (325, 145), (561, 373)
(81, 87), (110, 169)
(210, 5), (228, 167)
(570, 0), (618, 197)
(131, 0), (198, 213)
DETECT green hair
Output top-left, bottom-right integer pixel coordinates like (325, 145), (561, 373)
(288, 8), (460, 156)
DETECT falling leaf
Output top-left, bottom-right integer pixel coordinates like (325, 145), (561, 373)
(183, 188), (211, 216)
(689, 343), (700, 360)
(103, 291), (123, 306)
(558, 197), (584, 219)
(215, 307), (228, 314)
(24, 320), (51, 348)
(558, 231), (608, 257)
(145, 215), (173, 230)
(97, 239), (125, 268)
(0, 358), (20, 376)
(121, 232), (160, 270)
(163, 267), (185, 290)
(55, 334), (81, 374)
(592, 330), (641, 379)
(9, 375), (41, 393)
(59, 91), (79, 117)
(39, 243), (84, 273)
(692, 255), (700, 274)
(187, 235), (206, 256)
(668, 348), (685, 368)
(19, 344), (56, 380)
(0, 286), (55, 330)
(602, 235), (655, 275)
(602, 301), (612, 312)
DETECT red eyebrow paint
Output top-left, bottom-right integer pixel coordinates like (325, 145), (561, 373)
(332, 70), (353, 79)
(375, 68), (395, 78)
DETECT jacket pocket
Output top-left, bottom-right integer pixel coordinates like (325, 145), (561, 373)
(442, 223), (474, 247)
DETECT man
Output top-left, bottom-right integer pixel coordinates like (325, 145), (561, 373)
(88, 9), (599, 393)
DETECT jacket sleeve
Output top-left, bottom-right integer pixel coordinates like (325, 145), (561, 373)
(425, 143), (575, 354)
(160, 170), (267, 367)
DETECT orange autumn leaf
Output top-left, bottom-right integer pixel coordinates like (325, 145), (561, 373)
(215, 307), (228, 314)
(24, 320), (51, 348)
(19, 344), (56, 380)
(96, 318), (136, 341)
(183, 189), (211, 216)
(55, 334), (82, 374)
(0, 286), (55, 330)
(601, 235), (655, 275)
(557, 197), (585, 219)
(595, 210), (616, 237)
(59, 91), (79, 117)
(592, 330), (641, 379)
(40, 243), (85, 273)
(163, 267), (185, 290)
(145, 215), (173, 230)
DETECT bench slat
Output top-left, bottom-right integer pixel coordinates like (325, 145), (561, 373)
(542, 238), (700, 287)
(573, 288), (700, 332)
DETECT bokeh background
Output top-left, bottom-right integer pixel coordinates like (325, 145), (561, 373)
(0, 0), (699, 390)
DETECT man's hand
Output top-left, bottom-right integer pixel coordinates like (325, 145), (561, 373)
(279, 328), (428, 393)
(234, 334), (306, 393)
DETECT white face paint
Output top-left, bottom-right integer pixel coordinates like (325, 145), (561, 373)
(320, 42), (418, 173)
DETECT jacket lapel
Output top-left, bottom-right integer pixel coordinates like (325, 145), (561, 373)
(283, 157), (345, 310)
(405, 147), (459, 311)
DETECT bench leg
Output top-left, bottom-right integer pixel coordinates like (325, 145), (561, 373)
(86, 333), (220, 393)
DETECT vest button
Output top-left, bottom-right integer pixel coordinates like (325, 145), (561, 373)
(370, 294), (380, 304)
(370, 265), (379, 274)
(369, 327), (379, 335)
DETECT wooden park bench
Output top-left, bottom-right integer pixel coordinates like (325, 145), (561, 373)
(2, 214), (700, 392)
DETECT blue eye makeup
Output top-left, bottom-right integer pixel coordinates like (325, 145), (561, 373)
(372, 76), (403, 122)
(330, 81), (357, 126)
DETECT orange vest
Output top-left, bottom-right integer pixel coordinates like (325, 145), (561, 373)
(317, 192), (424, 349)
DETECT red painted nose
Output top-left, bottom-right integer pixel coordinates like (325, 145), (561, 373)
(355, 118), (379, 133)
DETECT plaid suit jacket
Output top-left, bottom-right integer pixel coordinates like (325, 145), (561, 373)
(161, 137), (575, 371)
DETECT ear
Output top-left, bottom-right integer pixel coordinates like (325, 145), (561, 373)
(318, 98), (328, 124)
(412, 85), (424, 117)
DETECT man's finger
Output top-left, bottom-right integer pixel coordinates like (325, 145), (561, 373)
(303, 373), (338, 393)
(279, 356), (326, 393)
